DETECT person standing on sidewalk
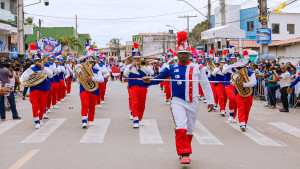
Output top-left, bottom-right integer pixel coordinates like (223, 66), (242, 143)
(273, 65), (291, 112)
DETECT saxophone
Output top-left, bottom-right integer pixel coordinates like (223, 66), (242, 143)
(74, 62), (99, 92)
(207, 59), (216, 71)
(231, 68), (253, 97)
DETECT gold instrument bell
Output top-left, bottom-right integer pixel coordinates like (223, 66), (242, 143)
(231, 67), (253, 97)
(74, 61), (99, 92)
(20, 56), (49, 87)
(139, 59), (149, 68)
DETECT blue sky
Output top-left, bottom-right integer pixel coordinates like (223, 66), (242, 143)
(24, 0), (300, 47)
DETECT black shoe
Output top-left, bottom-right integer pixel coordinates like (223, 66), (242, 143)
(279, 109), (289, 112)
(13, 116), (22, 120)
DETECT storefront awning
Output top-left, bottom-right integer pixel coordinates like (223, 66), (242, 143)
(201, 25), (246, 40)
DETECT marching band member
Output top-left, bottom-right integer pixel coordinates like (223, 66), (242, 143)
(212, 52), (228, 116)
(222, 53), (238, 122)
(22, 54), (53, 129)
(159, 61), (165, 93)
(124, 42), (154, 128)
(232, 51), (256, 131)
(95, 55), (109, 108)
(76, 56), (104, 128)
(206, 50), (218, 110)
(44, 56), (57, 118)
(143, 31), (214, 164)
(65, 57), (74, 96)
(57, 58), (66, 103)
(52, 58), (60, 109)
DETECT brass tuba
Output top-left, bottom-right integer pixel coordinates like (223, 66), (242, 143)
(74, 62), (99, 92)
(20, 56), (49, 87)
(206, 59), (216, 71)
(231, 68), (253, 97)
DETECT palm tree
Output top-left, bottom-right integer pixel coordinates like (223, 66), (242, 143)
(109, 38), (121, 48)
(56, 35), (82, 54)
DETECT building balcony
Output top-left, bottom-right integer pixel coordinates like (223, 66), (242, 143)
(0, 8), (17, 26)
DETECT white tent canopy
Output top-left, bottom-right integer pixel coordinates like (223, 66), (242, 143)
(201, 25), (246, 40)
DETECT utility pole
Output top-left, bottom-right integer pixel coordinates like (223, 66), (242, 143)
(17, 0), (25, 55)
(259, 0), (268, 54)
(207, 0), (211, 29)
(75, 15), (78, 55)
(37, 19), (42, 41)
(179, 15), (197, 42)
(220, 0), (226, 49)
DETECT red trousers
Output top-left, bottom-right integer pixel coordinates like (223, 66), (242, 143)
(215, 84), (227, 111)
(210, 83), (218, 106)
(225, 85), (237, 118)
(51, 82), (58, 105)
(160, 82), (165, 89)
(127, 86), (132, 111)
(80, 90), (98, 122)
(129, 86), (147, 121)
(58, 79), (64, 101)
(175, 129), (192, 155)
(236, 94), (253, 125)
(29, 90), (47, 120)
(47, 90), (51, 109)
(165, 81), (171, 100)
(66, 77), (72, 94)
(99, 82), (106, 101)
(198, 83), (204, 97)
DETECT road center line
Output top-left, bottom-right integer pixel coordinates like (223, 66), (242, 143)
(21, 118), (67, 143)
(139, 119), (164, 144)
(269, 122), (300, 139)
(8, 149), (39, 169)
(226, 121), (282, 146)
(0, 120), (23, 135)
(194, 120), (223, 145)
(79, 118), (111, 143)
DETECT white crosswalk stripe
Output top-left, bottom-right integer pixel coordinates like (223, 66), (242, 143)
(0, 120), (23, 135)
(139, 119), (164, 144)
(226, 121), (282, 146)
(21, 118), (67, 143)
(194, 120), (223, 145)
(79, 118), (111, 143)
(269, 122), (300, 139)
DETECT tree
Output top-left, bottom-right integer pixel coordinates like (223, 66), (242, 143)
(189, 20), (208, 47)
(56, 35), (82, 53)
(109, 38), (121, 48)
(24, 17), (36, 27)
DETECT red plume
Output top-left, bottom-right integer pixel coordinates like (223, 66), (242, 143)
(29, 43), (37, 50)
(209, 49), (214, 55)
(243, 50), (249, 56)
(133, 42), (140, 49)
(200, 50), (205, 56)
(177, 31), (188, 46)
(222, 50), (228, 56)
(101, 52), (104, 55)
(89, 47), (94, 51)
(168, 49), (174, 54)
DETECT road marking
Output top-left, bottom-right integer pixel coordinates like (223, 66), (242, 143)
(226, 121), (282, 146)
(79, 118), (110, 143)
(0, 120), (23, 135)
(21, 118), (67, 143)
(194, 120), (223, 145)
(8, 149), (39, 169)
(269, 122), (300, 139)
(139, 119), (164, 144)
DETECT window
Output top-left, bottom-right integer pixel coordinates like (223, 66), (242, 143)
(287, 24), (295, 34)
(272, 24), (280, 34)
(247, 21), (254, 31)
(0, 2), (4, 9)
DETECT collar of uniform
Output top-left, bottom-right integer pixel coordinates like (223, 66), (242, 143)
(178, 61), (190, 66)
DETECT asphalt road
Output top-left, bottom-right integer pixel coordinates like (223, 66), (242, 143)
(0, 81), (300, 169)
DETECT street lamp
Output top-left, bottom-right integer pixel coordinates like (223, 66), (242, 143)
(166, 25), (179, 31)
(18, 0), (50, 55)
(177, 0), (207, 18)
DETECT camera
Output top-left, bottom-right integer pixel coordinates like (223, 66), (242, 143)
(44, 0), (49, 6)
(0, 58), (11, 68)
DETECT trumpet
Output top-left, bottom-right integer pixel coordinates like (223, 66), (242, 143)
(139, 59), (149, 68)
